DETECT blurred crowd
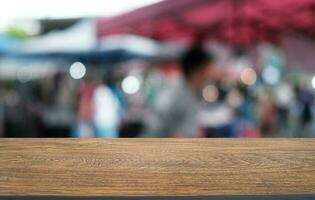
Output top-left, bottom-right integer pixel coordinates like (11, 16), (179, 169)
(0, 42), (314, 138)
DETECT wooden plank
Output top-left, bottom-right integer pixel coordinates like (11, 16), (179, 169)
(1, 196), (315, 200)
(0, 139), (314, 196)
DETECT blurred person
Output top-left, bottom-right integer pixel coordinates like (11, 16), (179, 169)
(72, 76), (95, 138)
(92, 72), (122, 138)
(295, 83), (314, 137)
(234, 84), (259, 138)
(143, 41), (214, 137)
(237, 84), (255, 124)
(4, 82), (43, 137)
(257, 87), (277, 136)
(0, 97), (4, 137)
(273, 80), (294, 134)
(199, 81), (236, 138)
(41, 73), (75, 137)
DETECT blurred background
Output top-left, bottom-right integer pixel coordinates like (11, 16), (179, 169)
(0, 0), (314, 138)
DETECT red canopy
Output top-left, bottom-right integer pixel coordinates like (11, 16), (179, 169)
(97, 0), (315, 45)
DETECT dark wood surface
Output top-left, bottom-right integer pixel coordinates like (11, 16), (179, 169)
(0, 139), (314, 196)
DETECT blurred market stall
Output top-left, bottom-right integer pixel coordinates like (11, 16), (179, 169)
(97, 0), (315, 45)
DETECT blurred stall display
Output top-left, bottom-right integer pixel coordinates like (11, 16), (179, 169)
(0, 0), (314, 138)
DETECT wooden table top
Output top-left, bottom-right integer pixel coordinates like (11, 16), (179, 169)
(0, 139), (314, 196)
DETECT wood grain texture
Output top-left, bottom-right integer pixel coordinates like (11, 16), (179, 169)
(0, 139), (314, 196)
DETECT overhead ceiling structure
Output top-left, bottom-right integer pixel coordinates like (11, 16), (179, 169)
(97, 0), (315, 46)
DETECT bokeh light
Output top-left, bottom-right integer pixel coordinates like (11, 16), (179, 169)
(312, 76), (315, 89)
(202, 84), (219, 103)
(122, 75), (141, 95)
(240, 68), (257, 86)
(262, 65), (280, 85)
(227, 90), (242, 108)
(69, 62), (86, 80)
(17, 67), (33, 83)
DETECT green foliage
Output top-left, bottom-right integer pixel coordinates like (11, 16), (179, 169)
(4, 25), (30, 40)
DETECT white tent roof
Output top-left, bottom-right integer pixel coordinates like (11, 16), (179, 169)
(99, 34), (160, 57)
(17, 19), (96, 54)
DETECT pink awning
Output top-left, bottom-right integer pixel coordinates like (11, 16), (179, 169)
(97, 0), (315, 45)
